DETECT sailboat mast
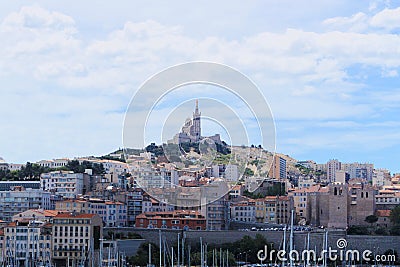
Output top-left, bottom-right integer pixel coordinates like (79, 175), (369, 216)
(100, 238), (104, 267)
(148, 243), (152, 267)
(306, 232), (310, 267)
(212, 249), (215, 267)
(200, 237), (203, 267)
(283, 226), (286, 267)
(289, 210), (294, 267)
(172, 247), (174, 267)
(220, 248), (222, 267)
(204, 243), (207, 267)
(324, 230), (328, 267)
(163, 239), (166, 267)
(182, 234), (185, 267)
(188, 245), (191, 267)
(159, 230), (162, 267)
(108, 244), (111, 267)
(178, 233), (180, 267)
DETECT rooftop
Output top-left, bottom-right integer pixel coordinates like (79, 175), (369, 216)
(54, 213), (97, 219)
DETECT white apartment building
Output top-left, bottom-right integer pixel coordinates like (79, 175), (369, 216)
(36, 158), (69, 168)
(40, 171), (84, 199)
(200, 196), (230, 230)
(0, 157), (8, 170)
(78, 159), (128, 176)
(230, 201), (256, 223)
(327, 159), (341, 183)
(224, 164), (239, 181)
(104, 201), (128, 227)
(56, 199), (127, 227)
(0, 187), (51, 222)
(342, 162), (374, 181)
(142, 197), (174, 213)
(375, 188), (400, 209)
(3, 220), (52, 266)
(7, 163), (24, 171)
(373, 169), (392, 187)
(298, 176), (316, 189)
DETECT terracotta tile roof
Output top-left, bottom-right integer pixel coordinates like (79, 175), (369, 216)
(43, 210), (60, 217)
(54, 213), (97, 219)
(277, 196), (289, 201)
(376, 210), (391, 217)
(231, 185), (242, 190)
(319, 187), (329, 193)
(105, 201), (124, 205)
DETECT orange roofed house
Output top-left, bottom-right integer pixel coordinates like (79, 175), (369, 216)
(136, 210), (206, 230)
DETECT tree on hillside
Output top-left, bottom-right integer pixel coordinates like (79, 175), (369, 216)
(390, 205), (400, 225)
(365, 215), (378, 226)
(66, 160), (105, 175)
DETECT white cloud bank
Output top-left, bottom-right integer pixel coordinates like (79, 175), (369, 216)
(0, 4), (399, 168)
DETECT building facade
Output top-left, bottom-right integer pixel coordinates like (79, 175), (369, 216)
(135, 210), (206, 230)
(0, 187), (51, 222)
(41, 171), (84, 199)
(52, 213), (102, 267)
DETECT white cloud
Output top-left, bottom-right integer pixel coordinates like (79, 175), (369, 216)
(323, 6), (400, 33)
(323, 12), (370, 32)
(370, 7), (400, 30)
(1, 4), (400, 165)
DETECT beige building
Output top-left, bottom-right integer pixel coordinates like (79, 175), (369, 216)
(12, 209), (60, 223)
(255, 198), (266, 223)
(288, 185), (321, 221)
(276, 195), (294, 224)
(56, 198), (127, 227)
(253, 195), (293, 224)
(52, 212), (102, 267)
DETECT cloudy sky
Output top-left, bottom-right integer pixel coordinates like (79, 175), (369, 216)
(1, 1), (400, 172)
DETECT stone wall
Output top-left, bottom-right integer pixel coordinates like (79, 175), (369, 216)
(106, 228), (399, 255)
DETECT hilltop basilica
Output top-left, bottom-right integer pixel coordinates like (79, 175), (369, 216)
(172, 100), (222, 145)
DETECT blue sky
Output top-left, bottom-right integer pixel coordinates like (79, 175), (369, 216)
(1, 1), (400, 173)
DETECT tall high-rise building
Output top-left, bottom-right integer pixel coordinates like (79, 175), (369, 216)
(327, 159), (341, 183)
(268, 155), (287, 179)
(342, 162), (374, 181)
